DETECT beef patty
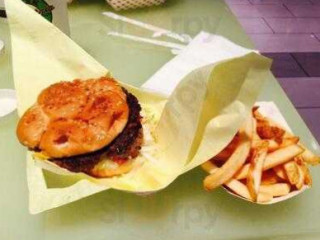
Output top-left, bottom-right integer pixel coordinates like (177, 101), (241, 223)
(50, 89), (143, 175)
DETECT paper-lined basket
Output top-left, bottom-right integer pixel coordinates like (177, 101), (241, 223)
(5, 0), (271, 213)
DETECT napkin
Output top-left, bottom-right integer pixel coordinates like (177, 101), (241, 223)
(5, 0), (271, 213)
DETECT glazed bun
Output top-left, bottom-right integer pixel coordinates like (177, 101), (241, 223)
(17, 77), (129, 158)
(16, 105), (49, 149)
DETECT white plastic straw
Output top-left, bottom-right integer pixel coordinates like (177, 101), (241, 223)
(108, 31), (186, 50)
(102, 11), (192, 43)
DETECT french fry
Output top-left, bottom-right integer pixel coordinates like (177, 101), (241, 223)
(202, 107), (315, 203)
(255, 109), (316, 165)
(203, 133), (251, 191)
(261, 170), (281, 185)
(201, 161), (218, 174)
(302, 165), (312, 186)
(264, 144), (304, 170)
(283, 161), (299, 185)
(224, 179), (253, 201)
(257, 191), (273, 203)
(259, 183), (291, 197)
(267, 120), (293, 139)
(295, 164), (305, 190)
(234, 164), (250, 180)
(253, 109), (292, 139)
(280, 137), (299, 148)
(255, 117), (285, 141)
(247, 141), (269, 200)
(299, 146), (320, 166)
(273, 165), (287, 180)
(267, 139), (280, 152)
(294, 157), (312, 186)
(235, 144), (303, 180)
(256, 129), (299, 152)
(294, 155), (304, 165)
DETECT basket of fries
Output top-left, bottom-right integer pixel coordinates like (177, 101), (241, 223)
(106, 0), (166, 11)
(202, 102), (319, 204)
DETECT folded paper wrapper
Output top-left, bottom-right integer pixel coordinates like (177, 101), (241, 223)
(6, 0), (273, 214)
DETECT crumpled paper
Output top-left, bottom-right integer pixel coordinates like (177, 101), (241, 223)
(6, 0), (271, 214)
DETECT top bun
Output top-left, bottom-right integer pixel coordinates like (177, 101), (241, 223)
(17, 77), (129, 158)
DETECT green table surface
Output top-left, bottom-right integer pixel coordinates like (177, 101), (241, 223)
(1, 0), (320, 239)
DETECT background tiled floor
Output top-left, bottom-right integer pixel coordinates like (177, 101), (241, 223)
(226, 0), (320, 142)
(226, 0), (320, 52)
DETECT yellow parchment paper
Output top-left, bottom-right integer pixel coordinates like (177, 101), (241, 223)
(6, 0), (271, 214)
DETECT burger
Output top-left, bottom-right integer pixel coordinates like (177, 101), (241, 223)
(16, 77), (143, 178)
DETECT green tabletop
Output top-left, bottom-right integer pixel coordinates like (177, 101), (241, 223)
(0, 0), (319, 239)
